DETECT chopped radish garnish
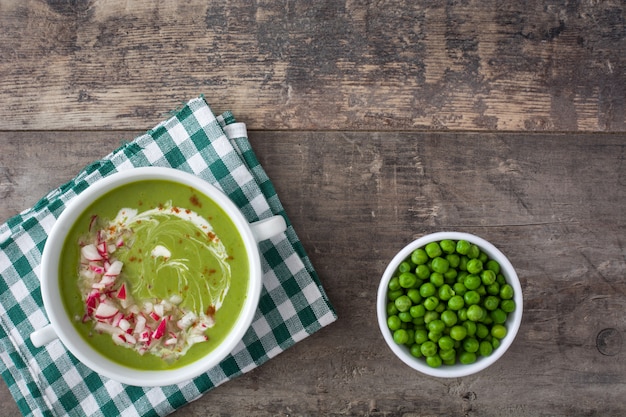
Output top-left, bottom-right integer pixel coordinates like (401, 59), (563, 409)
(116, 283), (127, 300)
(119, 319), (131, 331)
(78, 213), (216, 361)
(81, 244), (103, 261)
(152, 318), (167, 340)
(105, 260), (123, 276)
(153, 303), (164, 318)
(94, 302), (118, 320)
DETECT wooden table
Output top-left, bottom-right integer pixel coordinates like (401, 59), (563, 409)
(1, 1), (625, 416)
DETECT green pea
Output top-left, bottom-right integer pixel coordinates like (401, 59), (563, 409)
(476, 285), (486, 296)
(430, 272), (445, 287)
(444, 268), (458, 283)
(467, 305), (485, 322)
(479, 252), (488, 263)
(464, 274), (482, 290)
(463, 290), (480, 306)
(388, 289), (404, 301)
(481, 269), (496, 286)
(458, 256), (469, 271)
(415, 264), (431, 280)
(411, 248), (429, 265)
(463, 337), (479, 353)
(426, 355), (443, 368)
(428, 319), (446, 334)
(435, 302), (446, 313)
(479, 340), (493, 357)
(484, 295), (500, 311)
(486, 282), (500, 295)
(412, 317), (425, 326)
(466, 259), (483, 274)
(467, 244), (480, 259)
(414, 328), (428, 344)
(462, 320), (477, 337)
(393, 329), (409, 345)
(399, 312), (413, 322)
(431, 257), (450, 274)
(410, 344), (423, 358)
(389, 276), (401, 291)
(425, 242), (443, 258)
(387, 302), (399, 316)
(453, 282), (468, 296)
(424, 296), (440, 311)
(457, 270), (469, 283)
(456, 240), (471, 255)
(492, 338), (501, 349)
(441, 310), (458, 327)
(491, 324), (507, 339)
(419, 282), (437, 298)
(438, 335), (455, 351)
(500, 284), (514, 300)
(448, 295), (465, 311)
(438, 284), (455, 301)
(500, 299), (516, 313)
(459, 351), (477, 364)
(446, 253), (460, 268)
(405, 329), (415, 345)
(421, 341), (438, 357)
(428, 331), (442, 343)
(394, 295), (412, 312)
(440, 239), (456, 254)
(476, 323), (489, 339)
(439, 347), (456, 362)
(410, 304), (426, 318)
(387, 315), (401, 330)
(450, 325), (468, 341)
(423, 311), (439, 324)
(496, 274), (506, 285)
(486, 259), (500, 274)
(490, 308), (507, 324)
(398, 261), (414, 273)
(399, 272), (418, 288)
(407, 288), (422, 304)
(458, 308), (468, 321)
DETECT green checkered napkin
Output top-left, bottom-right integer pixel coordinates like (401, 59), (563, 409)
(0, 97), (337, 417)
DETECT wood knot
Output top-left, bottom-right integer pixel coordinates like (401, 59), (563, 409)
(596, 328), (622, 356)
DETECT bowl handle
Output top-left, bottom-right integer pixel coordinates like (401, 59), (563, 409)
(250, 215), (287, 242)
(30, 324), (58, 348)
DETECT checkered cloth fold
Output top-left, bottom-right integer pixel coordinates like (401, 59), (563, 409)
(0, 97), (337, 416)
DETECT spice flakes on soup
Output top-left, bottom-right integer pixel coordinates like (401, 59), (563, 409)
(76, 202), (232, 361)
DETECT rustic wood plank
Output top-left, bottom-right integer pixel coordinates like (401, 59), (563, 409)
(1, 0), (625, 132)
(1, 130), (625, 416)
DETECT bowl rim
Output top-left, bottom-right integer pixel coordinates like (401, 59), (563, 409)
(40, 167), (263, 386)
(376, 231), (523, 378)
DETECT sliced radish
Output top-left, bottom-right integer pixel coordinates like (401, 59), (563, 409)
(152, 318), (167, 339)
(81, 244), (103, 261)
(116, 283), (127, 300)
(94, 302), (118, 320)
(105, 260), (123, 276)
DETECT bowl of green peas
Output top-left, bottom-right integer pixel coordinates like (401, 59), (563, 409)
(377, 232), (523, 378)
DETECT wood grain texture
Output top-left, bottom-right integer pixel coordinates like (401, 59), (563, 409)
(1, 130), (625, 416)
(1, 0), (625, 132)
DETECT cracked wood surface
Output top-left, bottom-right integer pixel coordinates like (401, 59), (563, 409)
(0, 0), (625, 132)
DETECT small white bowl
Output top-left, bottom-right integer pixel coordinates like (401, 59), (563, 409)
(31, 167), (286, 386)
(377, 232), (523, 378)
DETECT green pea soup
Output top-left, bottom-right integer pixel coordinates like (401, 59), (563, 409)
(59, 179), (249, 370)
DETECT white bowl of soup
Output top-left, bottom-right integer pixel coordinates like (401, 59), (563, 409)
(31, 167), (286, 386)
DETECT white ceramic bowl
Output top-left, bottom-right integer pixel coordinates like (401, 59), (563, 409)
(31, 167), (286, 386)
(377, 232), (523, 378)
